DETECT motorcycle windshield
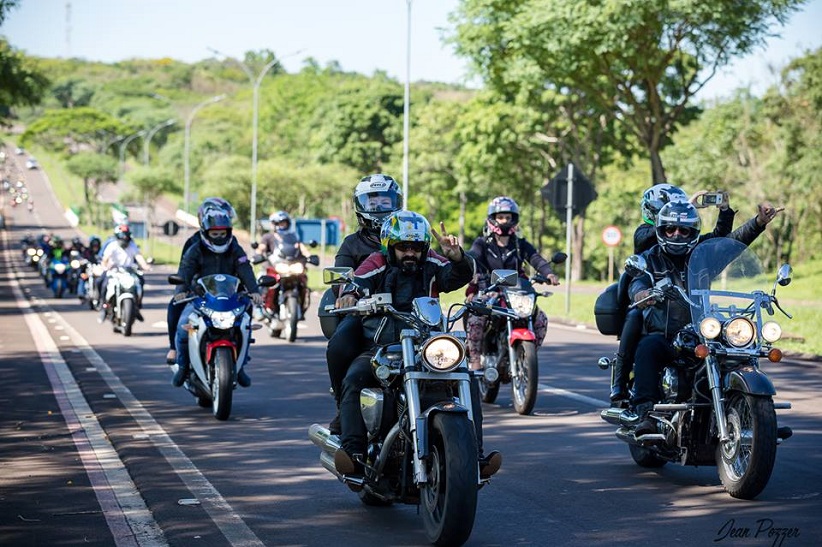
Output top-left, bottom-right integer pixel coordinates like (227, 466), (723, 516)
(274, 233), (302, 261)
(687, 237), (765, 324)
(197, 274), (241, 298)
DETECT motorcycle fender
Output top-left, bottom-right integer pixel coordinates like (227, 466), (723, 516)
(415, 402), (470, 460)
(117, 292), (135, 305)
(205, 340), (237, 364)
(725, 365), (776, 396)
(509, 328), (536, 344)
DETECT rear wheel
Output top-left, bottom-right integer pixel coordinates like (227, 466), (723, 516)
(421, 413), (478, 546)
(629, 444), (667, 468)
(511, 341), (538, 415)
(717, 393), (777, 499)
(212, 347), (235, 421)
(478, 370), (500, 404)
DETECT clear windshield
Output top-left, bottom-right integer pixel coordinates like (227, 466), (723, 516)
(197, 274), (240, 297)
(687, 238), (765, 323)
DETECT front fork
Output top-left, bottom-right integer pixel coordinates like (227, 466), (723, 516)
(705, 355), (731, 442)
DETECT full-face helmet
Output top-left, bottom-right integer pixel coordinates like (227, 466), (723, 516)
(655, 201), (701, 256)
(114, 224), (132, 248)
(353, 174), (403, 232)
(269, 210), (292, 232)
(380, 211), (431, 273)
(197, 197), (237, 227)
(641, 184), (688, 225)
(486, 196), (520, 236)
(199, 209), (233, 254)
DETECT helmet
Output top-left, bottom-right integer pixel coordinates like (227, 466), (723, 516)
(641, 184), (688, 225)
(50, 235), (63, 248)
(89, 236), (101, 249)
(199, 209), (233, 254)
(353, 174), (403, 232)
(655, 201), (701, 256)
(486, 196), (520, 236)
(197, 197), (237, 227)
(380, 210), (431, 273)
(114, 224), (132, 248)
(269, 210), (292, 232)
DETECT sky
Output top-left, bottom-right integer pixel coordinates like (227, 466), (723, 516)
(2, 0), (821, 102)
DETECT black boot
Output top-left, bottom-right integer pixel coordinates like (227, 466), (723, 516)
(633, 401), (656, 437)
(237, 367), (251, 387)
(479, 450), (502, 479)
(609, 354), (629, 402)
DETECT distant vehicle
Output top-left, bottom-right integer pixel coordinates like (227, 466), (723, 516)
(26, 158), (39, 170)
(15, 147), (25, 155)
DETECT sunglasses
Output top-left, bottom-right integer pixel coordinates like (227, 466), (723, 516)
(663, 226), (693, 238)
(394, 241), (425, 253)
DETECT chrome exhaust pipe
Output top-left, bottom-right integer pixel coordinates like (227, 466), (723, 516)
(600, 407), (641, 427)
(309, 423), (340, 455)
(319, 451), (366, 489)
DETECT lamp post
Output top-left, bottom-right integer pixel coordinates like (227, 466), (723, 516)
(118, 129), (147, 181)
(208, 47), (303, 242)
(184, 95), (226, 218)
(401, 0), (412, 208)
(143, 119), (176, 165)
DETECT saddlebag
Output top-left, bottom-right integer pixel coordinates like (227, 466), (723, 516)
(594, 282), (625, 336)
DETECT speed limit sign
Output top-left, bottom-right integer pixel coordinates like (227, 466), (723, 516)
(602, 225), (622, 247)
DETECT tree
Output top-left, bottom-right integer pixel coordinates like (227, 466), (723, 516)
(0, 38), (50, 124)
(65, 152), (119, 227)
(20, 107), (129, 154)
(450, 0), (803, 183)
(126, 166), (179, 250)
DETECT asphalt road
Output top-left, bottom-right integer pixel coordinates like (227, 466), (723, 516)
(2, 147), (821, 547)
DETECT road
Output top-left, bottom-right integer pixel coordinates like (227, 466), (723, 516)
(2, 147), (821, 546)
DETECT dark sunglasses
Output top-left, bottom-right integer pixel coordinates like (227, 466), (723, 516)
(394, 241), (425, 253)
(664, 226), (693, 238)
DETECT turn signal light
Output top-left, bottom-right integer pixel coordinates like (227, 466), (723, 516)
(694, 344), (710, 359)
(768, 348), (783, 362)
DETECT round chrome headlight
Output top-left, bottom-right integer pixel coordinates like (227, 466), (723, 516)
(699, 317), (722, 339)
(724, 318), (755, 348)
(421, 335), (465, 372)
(508, 292), (536, 318)
(761, 321), (782, 343)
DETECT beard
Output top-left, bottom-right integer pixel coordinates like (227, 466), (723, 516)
(400, 257), (419, 274)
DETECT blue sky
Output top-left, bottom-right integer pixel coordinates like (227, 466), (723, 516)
(3, 0), (821, 101)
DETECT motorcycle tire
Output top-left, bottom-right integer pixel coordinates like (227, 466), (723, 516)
(286, 296), (299, 342)
(511, 341), (538, 415)
(716, 393), (777, 500)
(421, 413), (478, 546)
(212, 347), (235, 421)
(629, 444), (667, 468)
(478, 375), (500, 404)
(121, 299), (135, 337)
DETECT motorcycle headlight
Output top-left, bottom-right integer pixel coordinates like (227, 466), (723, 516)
(53, 263), (66, 274)
(508, 292), (536, 318)
(206, 309), (241, 329)
(274, 262), (290, 275)
(289, 262), (305, 275)
(699, 317), (722, 339)
(421, 335), (465, 373)
(761, 321), (782, 343)
(70, 259), (81, 269)
(724, 317), (755, 348)
(119, 274), (135, 289)
(26, 248), (36, 256)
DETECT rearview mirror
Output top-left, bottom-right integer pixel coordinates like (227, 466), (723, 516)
(490, 269), (519, 287)
(323, 267), (353, 285)
(624, 255), (648, 279)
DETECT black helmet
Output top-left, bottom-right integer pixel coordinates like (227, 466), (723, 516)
(353, 174), (403, 232)
(199, 209), (233, 254)
(655, 201), (701, 256)
(486, 196), (520, 236)
(641, 184), (688, 225)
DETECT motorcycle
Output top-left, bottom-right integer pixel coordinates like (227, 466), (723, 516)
(80, 261), (105, 310)
(255, 235), (319, 342)
(309, 267), (485, 546)
(66, 250), (84, 296)
(467, 252), (567, 415)
(101, 266), (146, 337)
(168, 273), (276, 421)
(48, 254), (71, 298)
(598, 237), (794, 499)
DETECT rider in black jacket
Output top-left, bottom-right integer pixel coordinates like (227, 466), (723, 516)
(325, 174), (402, 434)
(171, 206), (263, 388)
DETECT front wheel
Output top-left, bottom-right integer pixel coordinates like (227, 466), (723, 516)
(478, 370), (500, 404)
(286, 295), (299, 342)
(716, 393), (777, 500)
(121, 299), (135, 337)
(511, 341), (538, 415)
(421, 413), (478, 546)
(212, 347), (235, 421)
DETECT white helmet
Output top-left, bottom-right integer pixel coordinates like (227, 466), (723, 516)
(353, 174), (403, 232)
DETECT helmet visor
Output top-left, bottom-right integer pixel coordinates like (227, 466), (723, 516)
(355, 191), (401, 213)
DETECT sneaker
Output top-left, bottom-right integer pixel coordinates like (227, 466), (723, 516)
(328, 412), (341, 435)
(237, 368), (251, 388)
(334, 449), (363, 476)
(479, 451), (502, 479)
(165, 349), (177, 366)
(171, 363), (189, 387)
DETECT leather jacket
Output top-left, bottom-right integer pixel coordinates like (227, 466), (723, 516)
(175, 236), (259, 296)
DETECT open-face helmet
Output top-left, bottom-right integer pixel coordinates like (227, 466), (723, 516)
(380, 211), (431, 273)
(269, 210), (292, 232)
(486, 196), (520, 236)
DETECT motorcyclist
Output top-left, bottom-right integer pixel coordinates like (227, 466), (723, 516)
(464, 196), (560, 371)
(98, 225), (151, 322)
(82, 236), (102, 263)
(164, 198), (237, 365)
(257, 210), (311, 323)
(324, 173), (403, 434)
(170, 206), (263, 388)
(629, 200), (783, 436)
(332, 210), (501, 480)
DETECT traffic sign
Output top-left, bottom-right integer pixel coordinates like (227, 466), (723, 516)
(602, 225), (622, 247)
(162, 220), (180, 236)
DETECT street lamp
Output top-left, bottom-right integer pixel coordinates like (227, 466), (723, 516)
(119, 129), (147, 181)
(402, 0), (412, 208)
(209, 47), (304, 242)
(143, 119), (176, 165)
(184, 95), (226, 218)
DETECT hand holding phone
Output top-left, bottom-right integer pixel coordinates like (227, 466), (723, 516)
(697, 192), (724, 208)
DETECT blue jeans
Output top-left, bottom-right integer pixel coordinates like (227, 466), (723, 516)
(175, 303), (196, 367)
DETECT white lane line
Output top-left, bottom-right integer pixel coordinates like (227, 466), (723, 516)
(538, 383), (609, 408)
(5, 251), (165, 546)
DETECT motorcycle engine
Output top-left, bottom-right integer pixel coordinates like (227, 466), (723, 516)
(661, 367), (679, 402)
